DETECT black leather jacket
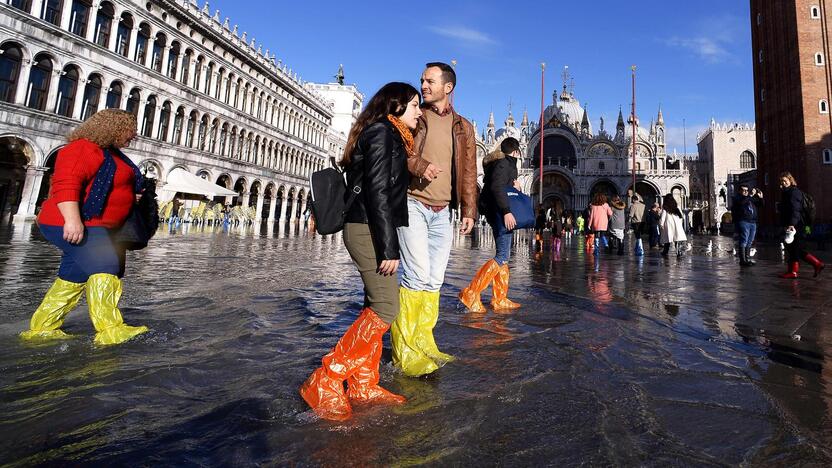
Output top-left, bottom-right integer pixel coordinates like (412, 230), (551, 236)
(344, 120), (410, 261)
(479, 151), (518, 218)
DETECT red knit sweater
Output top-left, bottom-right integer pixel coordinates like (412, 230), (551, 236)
(38, 139), (136, 229)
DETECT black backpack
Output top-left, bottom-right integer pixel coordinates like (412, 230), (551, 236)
(802, 191), (816, 226)
(309, 159), (362, 235)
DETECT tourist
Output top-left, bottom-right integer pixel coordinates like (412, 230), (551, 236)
(628, 193), (646, 255)
(660, 194), (687, 257)
(564, 212), (574, 241)
(551, 209), (564, 257)
(459, 137), (523, 312)
(576, 212), (585, 235)
(731, 184), (763, 267)
(587, 193), (613, 254)
(299, 82), (421, 421)
(20, 109), (149, 345)
(608, 195), (626, 255)
(646, 202), (662, 249)
(391, 62), (478, 377)
(778, 172), (825, 278)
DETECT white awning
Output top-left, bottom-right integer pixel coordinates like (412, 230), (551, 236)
(158, 168), (238, 198)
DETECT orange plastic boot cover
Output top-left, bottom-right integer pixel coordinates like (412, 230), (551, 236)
(459, 259), (501, 312)
(347, 312), (405, 405)
(492, 264), (521, 310)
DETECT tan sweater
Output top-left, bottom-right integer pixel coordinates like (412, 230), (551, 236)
(409, 110), (453, 206)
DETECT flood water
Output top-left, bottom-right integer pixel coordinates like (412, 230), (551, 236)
(1, 221), (831, 466)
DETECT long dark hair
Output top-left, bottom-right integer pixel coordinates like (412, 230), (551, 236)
(341, 82), (420, 167)
(662, 194), (683, 218)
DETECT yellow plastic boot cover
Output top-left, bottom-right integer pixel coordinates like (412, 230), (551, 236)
(20, 278), (86, 340)
(391, 288), (439, 377)
(86, 274), (148, 346)
(419, 290), (454, 364)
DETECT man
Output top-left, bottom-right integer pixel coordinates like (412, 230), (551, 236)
(732, 184), (763, 267)
(628, 192), (646, 255)
(391, 62), (478, 377)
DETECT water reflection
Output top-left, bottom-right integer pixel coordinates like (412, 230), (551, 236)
(0, 222), (830, 464)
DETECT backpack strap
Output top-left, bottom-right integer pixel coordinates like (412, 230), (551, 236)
(342, 167), (362, 212)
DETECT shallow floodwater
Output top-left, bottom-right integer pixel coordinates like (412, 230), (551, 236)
(1, 222), (831, 466)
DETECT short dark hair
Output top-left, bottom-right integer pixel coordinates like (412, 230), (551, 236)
(500, 137), (520, 155)
(425, 62), (456, 91)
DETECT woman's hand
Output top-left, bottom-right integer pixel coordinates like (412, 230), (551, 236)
(513, 180), (522, 190)
(504, 213), (517, 231)
(63, 218), (85, 244)
(377, 259), (400, 276)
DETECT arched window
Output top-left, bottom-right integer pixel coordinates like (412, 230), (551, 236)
(816, 52), (825, 66)
(167, 42), (180, 79)
(151, 33), (166, 73)
(27, 54), (53, 110)
(237, 130), (245, 158)
(135, 23), (151, 64)
(94, 2), (114, 47)
(215, 68), (224, 99)
(185, 110), (198, 147)
(209, 119), (219, 153)
(180, 49), (193, 85)
(820, 99), (828, 114)
(0, 43), (22, 103)
(598, 162), (605, 171)
(193, 56), (204, 90)
(224, 73), (233, 103)
(812, 6), (821, 19)
(70, 0), (92, 37)
(116, 13), (133, 57)
(219, 123), (228, 156)
(55, 65), (79, 117)
(9, 1), (33, 12)
(172, 107), (185, 144)
(197, 114), (208, 150)
(42, 0), (62, 26)
(158, 101), (171, 142)
(80, 74), (102, 120)
(126, 88), (140, 117)
(204, 62), (214, 95)
(824, 149), (832, 164)
(141, 95), (156, 137)
(105, 80), (122, 108)
(740, 151), (756, 169)
(228, 127), (237, 156)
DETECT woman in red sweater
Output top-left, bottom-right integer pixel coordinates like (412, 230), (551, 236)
(20, 109), (148, 346)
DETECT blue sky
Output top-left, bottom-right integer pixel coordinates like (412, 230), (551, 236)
(213, 0), (754, 153)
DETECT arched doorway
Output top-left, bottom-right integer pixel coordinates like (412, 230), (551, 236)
(532, 133), (577, 169)
(36, 146), (63, 210)
(285, 187), (296, 221)
(589, 179), (619, 201)
(541, 195), (565, 216)
(214, 174), (231, 204)
(275, 186), (285, 221)
(233, 177), (246, 206)
(263, 183), (275, 220)
(249, 181), (261, 209)
(0, 136), (30, 220)
(531, 171), (573, 211)
(629, 181), (659, 210)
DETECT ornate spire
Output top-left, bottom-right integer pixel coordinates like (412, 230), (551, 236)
(487, 111), (495, 128)
(656, 105), (664, 126)
(521, 108), (529, 127)
(617, 106), (625, 127)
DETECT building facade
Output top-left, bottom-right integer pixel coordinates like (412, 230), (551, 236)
(478, 72), (690, 217)
(694, 120), (757, 231)
(305, 79), (363, 165)
(751, 0), (832, 226)
(0, 0), (335, 223)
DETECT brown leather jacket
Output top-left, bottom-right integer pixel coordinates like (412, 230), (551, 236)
(408, 107), (478, 219)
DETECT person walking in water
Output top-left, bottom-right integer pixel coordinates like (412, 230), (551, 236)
(459, 137), (523, 313)
(778, 172), (824, 278)
(587, 193), (612, 254)
(628, 193), (646, 255)
(660, 194), (687, 257)
(731, 184), (763, 267)
(391, 62), (478, 377)
(608, 195), (626, 256)
(299, 83), (421, 421)
(20, 109), (148, 345)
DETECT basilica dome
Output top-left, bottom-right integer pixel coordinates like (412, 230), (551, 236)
(541, 89), (592, 134)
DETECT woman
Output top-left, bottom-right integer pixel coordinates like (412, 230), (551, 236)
(608, 195), (626, 255)
(778, 172), (824, 278)
(459, 137), (523, 312)
(587, 193), (613, 254)
(20, 109), (148, 345)
(660, 194), (687, 257)
(300, 82), (421, 421)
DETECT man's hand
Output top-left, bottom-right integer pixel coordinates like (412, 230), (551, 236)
(504, 213), (517, 231)
(513, 180), (522, 190)
(422, 163), (442, 182)
(460, 217), (475, 234)
(377, 259), (399, 276)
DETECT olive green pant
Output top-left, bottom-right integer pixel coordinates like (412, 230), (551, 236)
(343, 223), (399, 324)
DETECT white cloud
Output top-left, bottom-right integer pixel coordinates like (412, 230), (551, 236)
(427, 25), (497, 46)
(666, 37), (730, 64)
(664, 15), (743, 64)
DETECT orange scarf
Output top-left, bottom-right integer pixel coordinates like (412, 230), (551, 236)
(387, 115), (415, 157)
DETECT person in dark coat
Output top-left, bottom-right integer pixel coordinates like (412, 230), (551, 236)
(778, 172), (824, 278)
(459, 137), (523, 312)
(731, 184), (763, 267)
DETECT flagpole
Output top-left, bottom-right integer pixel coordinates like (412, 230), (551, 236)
(631, 65), (636, 195)
(450, 59), (457, 107)
(539, 62), (546, 205)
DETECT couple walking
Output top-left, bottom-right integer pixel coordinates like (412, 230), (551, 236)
(301, 63), (521, 421)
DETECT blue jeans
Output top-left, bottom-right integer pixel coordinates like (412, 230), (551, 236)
(493, 230), (513, 265)
(397, 197), (453, 292)
(737, 221), (757, 248)
(39, 224), (124, 283)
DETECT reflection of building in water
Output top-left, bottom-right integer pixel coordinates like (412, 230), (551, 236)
(476, 67), (690, 217)
(0, 0), (351, 224)
(695, 120), (757, 231)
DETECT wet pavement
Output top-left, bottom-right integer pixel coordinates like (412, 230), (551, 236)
(0, 221), (831, 466)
